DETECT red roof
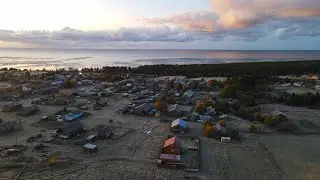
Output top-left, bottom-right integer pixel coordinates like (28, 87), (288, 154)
(163, 137), (181, 148)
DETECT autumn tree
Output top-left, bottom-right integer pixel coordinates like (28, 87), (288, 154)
(194, 102), (206, 114)
(155, 100), (167, 113)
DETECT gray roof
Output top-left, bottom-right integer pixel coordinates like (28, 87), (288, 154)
(270, 110), (286, 117)
(167, 104), (192, 112)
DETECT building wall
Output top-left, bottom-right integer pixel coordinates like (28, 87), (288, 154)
(163, 145), (180, 155)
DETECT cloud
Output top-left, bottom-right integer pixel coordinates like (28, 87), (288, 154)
(144, 0), (320, 41)
(0, 0), (319, 47)
(211, 0), (320, 28)
(0, 26), (199, 47)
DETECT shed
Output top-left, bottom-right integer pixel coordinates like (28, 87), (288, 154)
(56, 121), (83, 139)
(165, 104), (193, 118)
(171, 119), (187, 133)
(163, 137), (181, 155)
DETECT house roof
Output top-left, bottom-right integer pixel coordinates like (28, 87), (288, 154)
(215, 124), (226, 133)
(63, 112), (83, 121)
(163, 137), (181, 148)
(83, 143), (97, 149)
(167, 104), (192, 112)
(171, 119), (187, 128)
(270, 110), (287, 117)
(58, 121), (83, 135)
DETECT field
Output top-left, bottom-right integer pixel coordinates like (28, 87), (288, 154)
(0, 95), (210, 180)
(1, 93), (320, 180)
(261, 135), (320, 180)
(265, 104), (320, 133)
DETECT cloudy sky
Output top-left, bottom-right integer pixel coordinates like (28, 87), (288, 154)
(0, 0), (319, 49)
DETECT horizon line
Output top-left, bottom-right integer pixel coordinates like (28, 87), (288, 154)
(0, 47), (319, 51)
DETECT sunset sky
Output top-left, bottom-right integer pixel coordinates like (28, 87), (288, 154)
(0, 0), (319, 49)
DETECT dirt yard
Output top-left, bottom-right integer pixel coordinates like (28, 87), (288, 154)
(1, 96), (320, 180)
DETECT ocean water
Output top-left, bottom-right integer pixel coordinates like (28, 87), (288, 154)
(0, 48), (319, 70)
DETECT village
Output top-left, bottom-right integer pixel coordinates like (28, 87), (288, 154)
(0, 69), (320, 180)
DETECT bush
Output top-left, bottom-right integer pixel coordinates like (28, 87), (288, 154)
(63, 78), (76, 88)
(249, 124), (257, 133)
(264, 116), (280, 127)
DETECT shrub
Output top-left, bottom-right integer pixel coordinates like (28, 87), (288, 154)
(63, 78), (76, 88)
(249, 124), (257, 133)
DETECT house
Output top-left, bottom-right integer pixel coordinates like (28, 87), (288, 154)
(293, 81), (303, 87)
(171, 119), (187, 133)
(165, 104), (193, 118)
(17, 105), (39, 116)
(163, 137), (181, 155)
(55, 74), (66, 81)
(63, 112), (84, 121)
(55, 121), (84, 139)
(211, 124), (227, 138)
(179, 96), (196, 106)
(312, 75), (320, 80)
(205, 107), (216, 118)
(133, 103), (153, 115)
(33, 87), (59, 95)
(183, 90), (194, 98)
(51, 80), (63, 87)
(260, 105), (288, 122)
(1, 102), (22, 112)
(270, 110), (288, 122)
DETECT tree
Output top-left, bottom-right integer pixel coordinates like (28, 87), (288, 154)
(220, 84), (237, 98)
(208, 79), (219, 87)
(194, 102), (206, 114)
(155, 100), (167, 113)
(215, 100), (229, 113)
(63, 78), (76, 88)
(203, 121), (215, 137)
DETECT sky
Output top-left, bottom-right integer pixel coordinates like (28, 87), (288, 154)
(0, 0), (319, 49)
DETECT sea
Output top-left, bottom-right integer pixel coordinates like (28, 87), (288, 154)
(0, 48), (320, 70)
